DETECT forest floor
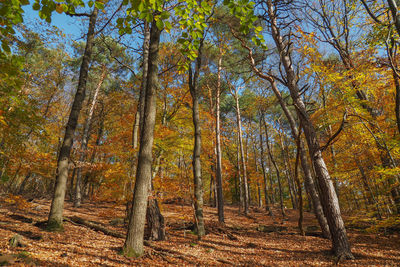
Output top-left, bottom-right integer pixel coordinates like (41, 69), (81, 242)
(0, 196), (399, 266)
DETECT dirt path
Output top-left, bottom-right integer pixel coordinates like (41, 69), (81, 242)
(0, 197), (399, 266)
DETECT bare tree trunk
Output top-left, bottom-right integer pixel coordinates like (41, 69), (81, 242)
(215, 51), (224, 223)
(74, 66), (106, 208)
(124, 20), (161, 257)
(47, 8), (98, 230)
(294, 130), (304, 236)
(230, 86), (249, 215)
(263, 119), (285, 218)
(189, 39), (205, 237)
(259, 115), (273, 215)
(236, 135), (244, 212)
(278, 131), (297, 210)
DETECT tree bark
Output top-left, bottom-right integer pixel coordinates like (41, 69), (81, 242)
(215, 50), (224, 223)
(259, 115), (273, 216)
(294, 129), (305, 236)
(47, 8), (98, 230)
(124, 20), (161, 257)
(189, 40), (206, 237)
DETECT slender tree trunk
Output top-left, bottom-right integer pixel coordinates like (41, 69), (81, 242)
(47, 8), (98, 230)
(294, 130), (304, 236)
(74, 66), (106, 208)
(231, 88), (249, 215)
(215, 51), (224, 223)
(189, 40), (205, 237)
(236, 135), (244, 212)
(266, 157), (276, 204)
(68, 167), (76, 201)
(18, 172), (31, 195)
(124, 20), (161, 257)
(209, 169), (216, 207)
(263, 119), (285, 218)
(245, 133), (251, 207)
(279, 132), (297, 210)
(259, 116), (273, 215)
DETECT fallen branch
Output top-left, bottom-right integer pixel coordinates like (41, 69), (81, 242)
(144, 241), (198, 265)
(66, 216), (124, 238)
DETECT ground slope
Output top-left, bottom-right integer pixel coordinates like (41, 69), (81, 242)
(0, 197), (399, 266)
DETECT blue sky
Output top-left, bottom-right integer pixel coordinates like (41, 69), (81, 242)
(23, 5), (84, 41)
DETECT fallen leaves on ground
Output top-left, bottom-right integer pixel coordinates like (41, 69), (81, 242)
(0, 197), (399, 266)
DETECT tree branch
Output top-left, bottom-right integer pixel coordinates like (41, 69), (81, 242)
(320, 111), (347, 152)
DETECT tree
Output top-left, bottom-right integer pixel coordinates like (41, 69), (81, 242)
(124, 19), (162, 257)
(48, 7), (98, 230)
(262, 0), (352, 258)
(189, 39), (206, 237)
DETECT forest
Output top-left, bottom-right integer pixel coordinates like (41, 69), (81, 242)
(0, 0), (400, 265)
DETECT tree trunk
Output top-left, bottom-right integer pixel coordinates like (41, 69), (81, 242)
(263, 119), (285, 218)
(124, 20), (161, 257)
(259, 116), (273, 215)
(146, 197), (165, 241)
(69, 167), (76, 201)
(47, 8), (98, 230)
(215, 51), (224, 223)
(231, 88), (249, 215)
(189, 41), (206, 237)
(18, 172), (31, 195)
(279, 131), (297, 210)
(236, 135), (244, 212)
(132, 22), (150, 150)
(74, 66), (106, 208)
(294, 131), (305, 236)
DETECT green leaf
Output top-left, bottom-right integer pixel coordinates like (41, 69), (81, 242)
(94, 1), (104, 10)
(164, 20), (172, 31)
(156, 19), (164, 30)
(160, 11), (170, 20)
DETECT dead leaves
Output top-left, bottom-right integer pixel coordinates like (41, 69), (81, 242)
(0, 199), (399, 266)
